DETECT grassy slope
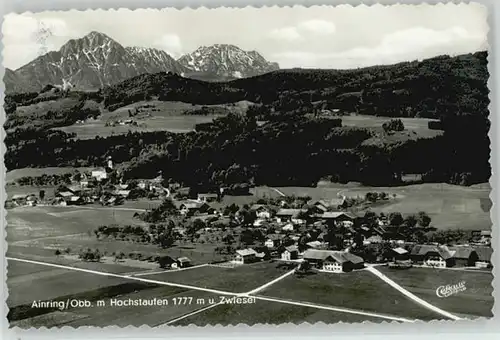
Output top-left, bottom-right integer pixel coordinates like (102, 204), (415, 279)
(172, 300), (384, 326)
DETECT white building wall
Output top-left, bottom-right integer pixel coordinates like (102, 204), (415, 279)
(424, 258), (446, 268)
(322, 261), (343, 273)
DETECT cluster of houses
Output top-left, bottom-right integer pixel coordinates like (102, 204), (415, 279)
(232, 246), (364, 274)
(8, 193), (40, 207)
(231, 239), (492, 274)
(157, 193), (494, 273)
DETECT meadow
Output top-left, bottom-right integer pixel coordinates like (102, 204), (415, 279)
(340, 115), (442, 138)
(260, 270), (443, 321)
(141, 261), (291, 294)
(54, 100), (254, 139)
(6, 167), (92, 183)
(171, 299), (384, 326)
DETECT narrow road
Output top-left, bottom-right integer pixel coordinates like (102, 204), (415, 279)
(366, 266), (461, 321)
(7, 257), (236, 297)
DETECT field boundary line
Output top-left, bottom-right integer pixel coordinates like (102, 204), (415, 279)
(162, 302), (223, 326)
(366, 266), (461, 321)
(131, 264), (209, 277)
(252, 295), (414, 323)
(245, 269), (296, 295)
(7, 257), (236, 296)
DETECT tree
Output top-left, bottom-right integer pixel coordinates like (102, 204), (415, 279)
(404, 214), (418, 229)
(417, 211), (432, 227)
(382, 119), (405, 133)
(157, 229), (176, 249)
(222, 234), (235, 245)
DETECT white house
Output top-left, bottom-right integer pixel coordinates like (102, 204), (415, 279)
(91, 169), (107, 181)
(265, 234), (285, 248)
(233, 249), (257, 264)
(281, 245), (299, 261)
(250, 204), (271, 219)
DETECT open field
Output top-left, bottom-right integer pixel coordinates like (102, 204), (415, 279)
(260, 270), (443, 321)
(377, 266), (494, 318)
(172, 299), (384, 326)
(340, 115), (442, 138)
(276, 182), (491, 230)
(56, 116), (216, 139)
(6, 204), (229, 266)
(54, 100), (254, 139)
(6, 205), (146, 243)
(141, 262), (292, 294)
(6, 167), (93, 183)
(7, 262), (134, 307)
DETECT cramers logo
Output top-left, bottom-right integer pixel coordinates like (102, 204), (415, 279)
(436, 281), (466, 298)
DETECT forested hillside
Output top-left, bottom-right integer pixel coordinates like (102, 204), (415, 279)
(4, 51), (490, 188)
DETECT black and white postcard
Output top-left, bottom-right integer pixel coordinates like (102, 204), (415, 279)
(1, 2), (494, 329)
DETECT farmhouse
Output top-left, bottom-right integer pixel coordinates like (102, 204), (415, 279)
(306, 240), (326, 249)
(479, 230), (492, 245)
(114, 190), (131, 199)
(250, 204), (272, 219)
(303, 249), (364, 273)
(158, 255), (176, 269)
(474, 246), (493, 268)
(281, 245), (299, 261)
(364, 235), (383, 245)
(138, 181), (150, 190)
(12, 193), (38, 206)
(233, 248), (257, 264)
(177, 201), (212, 216)
(66, 196), (84, 205)
(410, 245), (455, 268)
(80, 174), (89, 187)
(311, 198), (345, 211)
(197, 193), (219, 203)
(173, 257), (191, 269)
(275, 209), (306, 223)
(449, 247), (479, 267)
(321, 212), (355, 227)
(56, 191), (73, 199)
(391, 247), (410, 262)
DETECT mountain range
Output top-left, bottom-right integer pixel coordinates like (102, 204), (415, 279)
(4, 31), (279, 93)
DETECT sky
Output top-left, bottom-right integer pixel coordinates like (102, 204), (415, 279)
(2, 3), (488, 70)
